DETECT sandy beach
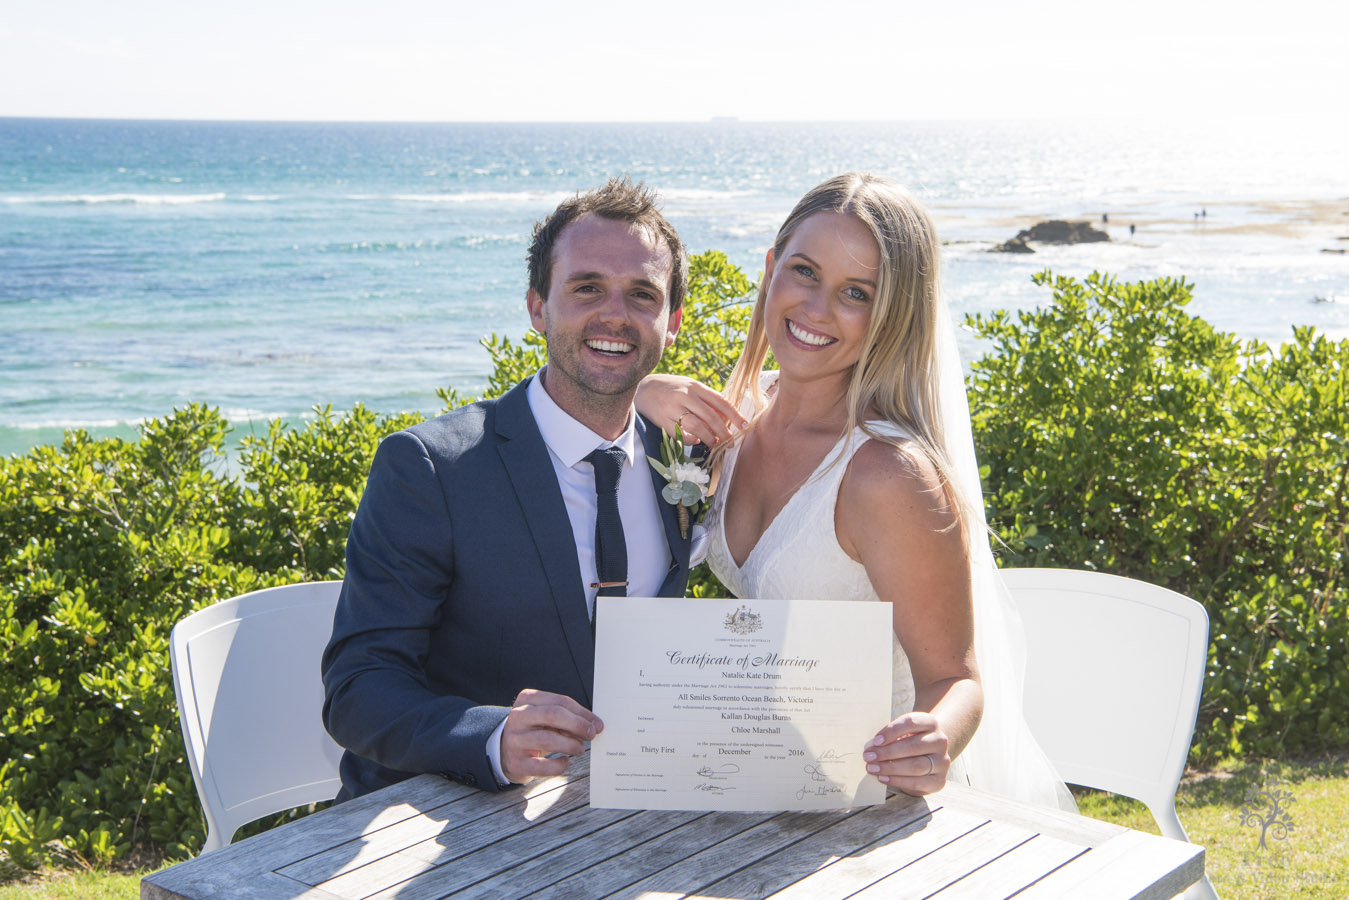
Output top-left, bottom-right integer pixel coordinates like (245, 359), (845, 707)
(938, 198), (1349, 245)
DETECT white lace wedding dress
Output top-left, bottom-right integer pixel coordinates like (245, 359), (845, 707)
(705, 419), (1075, 809)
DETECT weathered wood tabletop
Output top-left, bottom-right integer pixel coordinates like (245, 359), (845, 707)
(142, 754), (1203, 900)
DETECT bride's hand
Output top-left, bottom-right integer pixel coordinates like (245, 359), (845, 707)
(635, 374), (746, 446)
(864, 711), (951, 796)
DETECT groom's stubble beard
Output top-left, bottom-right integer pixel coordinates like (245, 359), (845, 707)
(540, 325), (665, 426)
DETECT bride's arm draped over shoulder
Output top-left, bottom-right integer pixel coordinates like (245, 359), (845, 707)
(634, 374), (747, 445)
(836, 438), (983, 798)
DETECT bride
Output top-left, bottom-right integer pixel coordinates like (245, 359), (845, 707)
(638, 172), (1075, 809)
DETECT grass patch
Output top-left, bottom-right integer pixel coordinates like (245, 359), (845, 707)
(1074, 748), (1349, 898)
(5, 752), (1345, 899)
(0, 871), (141, 900)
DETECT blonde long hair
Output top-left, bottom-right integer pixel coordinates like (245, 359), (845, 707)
(723, 172), (977, 537)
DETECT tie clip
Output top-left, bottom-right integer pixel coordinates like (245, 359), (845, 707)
(591, 581), (628, 588)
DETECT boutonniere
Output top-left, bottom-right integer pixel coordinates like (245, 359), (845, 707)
(647, 424), (711, 539)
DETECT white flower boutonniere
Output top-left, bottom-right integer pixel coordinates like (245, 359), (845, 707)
(647, 424), (711, 539)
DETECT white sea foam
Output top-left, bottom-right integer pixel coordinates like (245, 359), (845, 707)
(348, 188), (757, 206)
(661, 188), (756, 203)
(345, 191), (572, 205)
(221, 408), (295, 421)
(3, 192), (227, 205)
(11, 407), (298, 432)
(462, 233), (524, 247)
(717, 222), (780, 238)
(12, 417), (140, 430)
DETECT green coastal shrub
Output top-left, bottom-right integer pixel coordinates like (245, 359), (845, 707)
(0, 404), (420, 872)
(0, 257), (1344, 874)
(969, 270), (1348, 762)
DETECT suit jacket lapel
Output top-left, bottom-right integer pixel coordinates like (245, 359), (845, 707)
(495, 377), (595, 703)
(638, 414), (691, 595)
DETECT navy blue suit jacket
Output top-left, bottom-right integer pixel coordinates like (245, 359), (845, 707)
(321, 376), (691, 800)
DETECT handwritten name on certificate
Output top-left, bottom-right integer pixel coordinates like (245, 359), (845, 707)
(590, 597), (892, 811)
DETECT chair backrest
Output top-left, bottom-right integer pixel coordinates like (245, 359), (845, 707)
(999, 568), (1209, 829)
(170, 581), (344, 854)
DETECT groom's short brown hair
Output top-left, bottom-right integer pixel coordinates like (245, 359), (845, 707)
(526, 176), (688, 312)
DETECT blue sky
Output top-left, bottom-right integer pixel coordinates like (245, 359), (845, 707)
(1, 0), (1344, 122)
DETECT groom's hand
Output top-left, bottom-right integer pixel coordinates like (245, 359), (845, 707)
(500, 689), (603, 784)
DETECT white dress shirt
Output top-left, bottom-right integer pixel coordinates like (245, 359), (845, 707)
(487, 369), (673, 783)
(525, 369), (673, 615)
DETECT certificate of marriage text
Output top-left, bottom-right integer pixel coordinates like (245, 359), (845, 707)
(590, 596), (893, 811)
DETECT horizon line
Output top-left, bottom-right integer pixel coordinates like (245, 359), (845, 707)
(0, 112), (1252, 127)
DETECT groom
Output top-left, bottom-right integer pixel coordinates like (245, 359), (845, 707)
(321, 178), (692, 800)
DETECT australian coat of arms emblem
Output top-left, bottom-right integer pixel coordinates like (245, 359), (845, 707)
(724, 604), (763, 635)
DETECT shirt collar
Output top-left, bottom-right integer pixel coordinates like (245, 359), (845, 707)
(527, 368), (641, 469)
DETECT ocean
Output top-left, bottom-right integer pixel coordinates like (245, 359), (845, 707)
(2, 116), (1346, 457)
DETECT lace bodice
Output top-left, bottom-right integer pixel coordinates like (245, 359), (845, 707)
(705, 423), (918, 719)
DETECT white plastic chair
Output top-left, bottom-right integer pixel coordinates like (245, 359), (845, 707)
(1000, 567), (1219, 900)
(170, 581), (344, 854)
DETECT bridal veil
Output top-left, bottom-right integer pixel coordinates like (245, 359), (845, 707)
(932, 303), (1078, 811)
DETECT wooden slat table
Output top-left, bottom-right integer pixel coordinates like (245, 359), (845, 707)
(142, 754), (1203, 900)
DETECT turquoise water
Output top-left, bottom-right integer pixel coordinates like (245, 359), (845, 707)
(3, 117), (1346, 456)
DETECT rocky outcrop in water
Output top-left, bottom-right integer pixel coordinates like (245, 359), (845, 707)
(990, 236), (1035, 253)
(989, 219), (1111, 253)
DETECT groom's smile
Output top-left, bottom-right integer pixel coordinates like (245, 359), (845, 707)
(584, 336), (636, 356)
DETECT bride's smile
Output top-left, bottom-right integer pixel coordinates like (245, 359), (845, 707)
(785, 318), (835, 347)
(762, 210), (879, 388)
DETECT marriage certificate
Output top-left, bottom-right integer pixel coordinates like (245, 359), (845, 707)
(590, 596), (892, 811)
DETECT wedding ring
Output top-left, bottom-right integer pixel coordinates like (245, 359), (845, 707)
(922, 754), (934, 776)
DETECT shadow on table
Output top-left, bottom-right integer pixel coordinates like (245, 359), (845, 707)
(298, 768), (940, 899)
(148, 759), (943, 899)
